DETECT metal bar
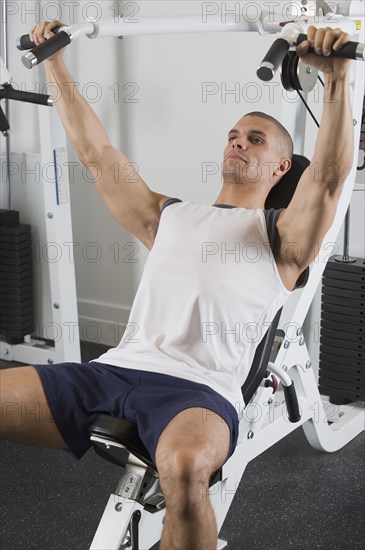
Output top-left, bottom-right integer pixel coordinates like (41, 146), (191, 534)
(37, 111), (81, 363)
(343, 207), (351, 259)
(85, 14), (359, 40)
(1, 0), (11, 210)
(91, 15), (260, 39)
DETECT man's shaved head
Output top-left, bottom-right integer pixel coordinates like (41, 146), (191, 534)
(242, 111), (293, 160)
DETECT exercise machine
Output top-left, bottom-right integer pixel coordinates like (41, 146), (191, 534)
(0, 0), (81, 365)
(15, 1), (365, 548)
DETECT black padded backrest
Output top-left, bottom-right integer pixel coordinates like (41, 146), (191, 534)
(265, 154), (310, 209)
(241, 308), (282, 405)
(242, 154), (310, 405)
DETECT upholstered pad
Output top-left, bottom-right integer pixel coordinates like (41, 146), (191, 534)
(90, 414), (156, 470)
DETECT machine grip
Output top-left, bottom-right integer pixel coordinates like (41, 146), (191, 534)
(1, 86), (52, 106)
(16, 26), (62, 51)
(257, 38), (290, 81)
(21, 31), (71, 69)
(296, 33), (364, 60)
(283, 381), (301, 423)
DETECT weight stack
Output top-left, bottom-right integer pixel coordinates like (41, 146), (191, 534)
(0, 210), (34, 345)
(319, 255), (365, 405)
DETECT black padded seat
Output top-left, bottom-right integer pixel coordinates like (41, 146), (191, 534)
(90, 414), (156, 470)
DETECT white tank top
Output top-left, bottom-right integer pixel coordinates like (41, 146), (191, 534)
(93, 200), (308, 414)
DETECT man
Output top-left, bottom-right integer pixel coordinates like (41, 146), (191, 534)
(0, 22), (354, 550)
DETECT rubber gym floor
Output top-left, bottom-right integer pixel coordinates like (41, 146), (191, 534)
(1, 341), (364, 550)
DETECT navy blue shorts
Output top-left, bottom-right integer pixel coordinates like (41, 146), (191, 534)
(33, 361), (239, 467)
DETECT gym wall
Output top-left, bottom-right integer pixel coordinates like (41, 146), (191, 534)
(1, 1), (364, 362)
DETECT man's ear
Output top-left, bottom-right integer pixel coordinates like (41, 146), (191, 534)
(274, 158), (292, 177)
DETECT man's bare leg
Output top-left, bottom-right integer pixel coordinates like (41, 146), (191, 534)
(155, 407), (231, 550)
(160, 481), (218, 550)
(0, 366), (68, 449)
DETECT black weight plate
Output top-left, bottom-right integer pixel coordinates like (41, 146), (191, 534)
(321, 327), (364, 344)
(318, 383), (364, 402)
(321, 310), (365, 327)
(2, 303), (33, 313)
(319, 361), (364, 376)
(1, 312), (33, 322)
(0, 287), (33, 299)
(0, 263), (32, 274)
(0, 253), (32, 266)
(322, 286), (365, 301)
(0, 242), (31, 254)
(0, 255), (33, 266)
(324, 257), (365, 274)
(320, 335), (364, 353)
(0, 286), (32, 299)
(319, 375), (365, 394)
(323, 270), (365, 284)
(320, 351), (363, 369)
(1, 280), (33, 291)
(319, 366), (365, 384)
(321, 343), (364, 360)
(0, 317), (34, 329)
(0, 237), (31, 248)
(0, 224), (31, 237)
(321, 293), (364, 310)
(319, 379), (365, 397)
(2, 297), (33, 309)
(0, 269), (31, 281)
(0, 314), (34, 325)
(322, 276), (365, 292)
(0, 290), (33, 301)
(321, 302), (364, 318)
(320, 318), (364, 336)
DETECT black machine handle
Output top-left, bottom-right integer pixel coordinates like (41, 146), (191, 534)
(130, 510), (141, 550)
(16, 25), (63, 50)
(257, 32), (364, 81)
(257, 38), (290, 82)
(0, 106), (10, 135)
(296, 33), (362, 59)
(283, 381), (301, 423)
(0, 84), (52, 106)
(19, 30), (71, 69)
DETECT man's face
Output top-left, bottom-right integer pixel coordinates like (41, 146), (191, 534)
(222, 115), (286, 186)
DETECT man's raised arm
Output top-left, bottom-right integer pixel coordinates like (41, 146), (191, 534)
(276, 26), (355, 276)
(31, 21), (170, 249)
(298, 26), (354, 190)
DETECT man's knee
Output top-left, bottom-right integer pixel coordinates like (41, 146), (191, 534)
(157, 447), (212, 501)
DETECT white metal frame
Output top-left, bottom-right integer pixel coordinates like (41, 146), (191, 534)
(85, 5), (365, 550)
(37, 7), (360, 42)
(0, 102), (81, 365)
(0, 0), (80, 365)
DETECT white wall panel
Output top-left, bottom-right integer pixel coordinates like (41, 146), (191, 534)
(2, 1), (363, 347)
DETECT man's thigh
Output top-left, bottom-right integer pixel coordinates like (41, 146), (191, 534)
(125, 372), (239, 471)
(0, 366), (68, 449)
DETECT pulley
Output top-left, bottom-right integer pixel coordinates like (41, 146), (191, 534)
(280, 51), (318, 92)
